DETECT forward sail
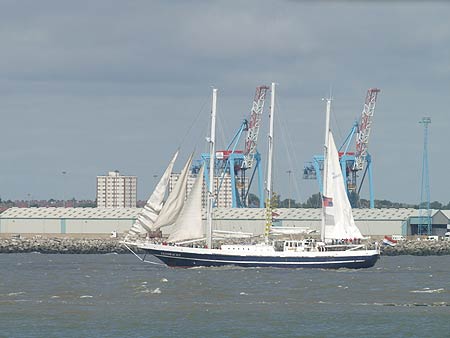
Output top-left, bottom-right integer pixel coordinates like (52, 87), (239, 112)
(323, 131), (363, 240)
(167, 165), (205, 243)
(128, 150), (179, 235)
(151, 153), (194, 231)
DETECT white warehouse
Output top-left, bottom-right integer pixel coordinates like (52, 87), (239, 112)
(2, 207), (447, 237)
(0, 208), (139, 235)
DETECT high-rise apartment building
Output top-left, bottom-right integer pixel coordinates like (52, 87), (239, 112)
(96, 171), (137, 208)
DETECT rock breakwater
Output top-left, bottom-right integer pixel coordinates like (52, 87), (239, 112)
(380, 241), (450, 256)
(1, 236), (449, 255)
(0, 237), (136, 254)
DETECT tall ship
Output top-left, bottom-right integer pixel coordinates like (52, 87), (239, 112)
(124, 84), (380, 269)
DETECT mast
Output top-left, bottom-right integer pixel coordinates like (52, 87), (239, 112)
(264, 82), (275, 244)
(320, 98), (332, 242)
(206, 88), (217, 249)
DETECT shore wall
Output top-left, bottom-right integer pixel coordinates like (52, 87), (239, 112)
(1, 236), (450, 255)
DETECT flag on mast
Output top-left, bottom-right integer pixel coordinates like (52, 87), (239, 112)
(322, 196), (333, 207)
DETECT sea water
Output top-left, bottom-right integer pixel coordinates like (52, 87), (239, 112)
(0, 254), (449, 338)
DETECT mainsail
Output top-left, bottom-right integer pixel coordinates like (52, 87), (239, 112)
(323, 131), (363, 240)
(128, 150), (179, 235)
(151, 153), (194, 231)
(167, 165), (205, 243)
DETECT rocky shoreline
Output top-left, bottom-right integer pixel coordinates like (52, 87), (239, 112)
(1, 237), (450, 255)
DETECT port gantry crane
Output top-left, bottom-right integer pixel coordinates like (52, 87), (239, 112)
(198, 85), (269, 208)
(303, 88), (380, 208)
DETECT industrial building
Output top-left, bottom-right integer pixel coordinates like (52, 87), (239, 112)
(442, 210), (450, 223)
(404, 210), (449, 236)
(96, 171), (137, 208)
(211, 208), (449, 237)
(0, 208), (139, 235)
(1, 207), (449, 237)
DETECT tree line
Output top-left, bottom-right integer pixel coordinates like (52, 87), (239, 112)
(248, 193), (450, 209)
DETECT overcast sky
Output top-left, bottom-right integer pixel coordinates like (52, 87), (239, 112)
(0, 1), (449, 204)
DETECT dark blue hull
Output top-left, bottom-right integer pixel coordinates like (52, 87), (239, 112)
(143, 247), (379, 269)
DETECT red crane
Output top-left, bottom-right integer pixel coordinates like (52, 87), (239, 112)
(354, 88), (380, 171)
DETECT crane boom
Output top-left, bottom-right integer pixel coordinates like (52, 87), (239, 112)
(243, 85), (269, 170)
(354, 88), (380, 171)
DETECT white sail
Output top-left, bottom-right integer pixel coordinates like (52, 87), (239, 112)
(128, 150), (179, 235)
(323, 131), (363, 240)
(167, 165), (205, 243)
(151, 153), (193, 231)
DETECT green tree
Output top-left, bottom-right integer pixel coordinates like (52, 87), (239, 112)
(304, 193), (322, 208)
(348, 192), (360, 208)
(279, 198), (299, 208)
(247, 193), (260, 208)
(430, 201), (443, 209)
(270, 192), (280, 208)
(359, 198), (370, 208)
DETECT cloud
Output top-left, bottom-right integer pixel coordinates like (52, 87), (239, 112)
(0, 1), (449, 203)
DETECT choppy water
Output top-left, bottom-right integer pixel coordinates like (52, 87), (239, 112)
(1, 254), (449, 338)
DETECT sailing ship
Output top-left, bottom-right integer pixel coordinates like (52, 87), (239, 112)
(124, 85), (380, 269)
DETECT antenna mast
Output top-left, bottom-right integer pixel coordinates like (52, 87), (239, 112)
(418, 117), (431, 236)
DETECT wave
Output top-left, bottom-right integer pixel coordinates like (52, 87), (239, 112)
(7, 292), (26, 297)
(411, 288), (445, 294)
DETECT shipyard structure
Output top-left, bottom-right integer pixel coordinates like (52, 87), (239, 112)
(3, 86), (444, 240)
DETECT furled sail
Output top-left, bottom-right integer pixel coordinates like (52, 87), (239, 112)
(128, 150), (179, 235)
(151, 153), (193, 231)
(323, 131), (363, 240)
(167, 165), (205, 243)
